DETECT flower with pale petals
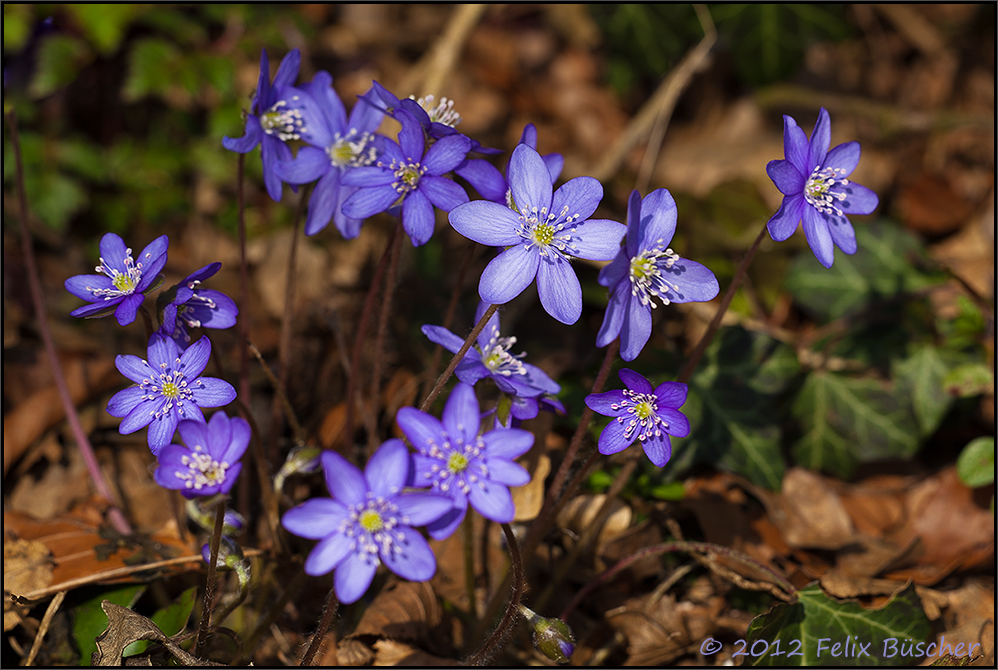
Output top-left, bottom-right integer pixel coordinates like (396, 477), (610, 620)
(154, 411), (249, 498)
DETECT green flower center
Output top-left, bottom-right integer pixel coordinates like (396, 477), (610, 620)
(532, 222), (556, 247)
(161, 382), (180, 399)
(634, 401), (654, 420)
(447, 452), (469, 473)
(630, 256), (654, 280)
(359, 509), (384, 532)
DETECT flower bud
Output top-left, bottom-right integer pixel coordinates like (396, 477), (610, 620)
(274, 444), (322, 492)
(519, 605), (575, 664)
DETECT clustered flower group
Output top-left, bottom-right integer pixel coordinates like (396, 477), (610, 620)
(65, 46), (878, 624)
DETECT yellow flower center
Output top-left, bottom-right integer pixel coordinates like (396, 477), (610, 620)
(634, 401), (654, 420)
(161, 382), (180, 399)
(359, 509), (384, 532)
(447, 452), (469, 473)
(532, 222), (556, 247)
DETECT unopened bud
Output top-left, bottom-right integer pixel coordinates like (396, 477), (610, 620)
(519, 604), (575, 664)
(274, 444), (322, 492)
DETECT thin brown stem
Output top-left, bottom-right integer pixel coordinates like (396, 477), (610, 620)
(677, 221), (768, 384)
(345, 221), (401, 462)
(420, 303), (498, 412)
(465, 523), (524, 666)
(463, 511), (478, 626)
(300, 587), (339, 666)
(195, 501), (226, 658)
(367, 220), (404, 455)
(5, 109), (132, 537)
(236, 153), (251, 405)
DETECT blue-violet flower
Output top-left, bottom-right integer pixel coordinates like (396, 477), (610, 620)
(397, 383), (534, 540)
(584, 369), (690, 467)
(449, 144), (625, 325)
(766, 107), (879, 268)
(421, 301), (560, 399)
(596, 189), (719, 361)
(64, 232), (169, 327)
(275, 73), (385, 238)
(154, 410), (249, 498)
(160, 262), (238, 348)
(341, 108), (471, 246)
(281, 440), (452, 604)
(107, 333), (237, 455)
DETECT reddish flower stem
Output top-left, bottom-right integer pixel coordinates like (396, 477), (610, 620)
(420, 303), (498, 412)
(367, 220), (404, 455)
(423, 237), (478, 399)
(465, 523), (524, 666)
(5, 109), (132, 536)
(300, 587), (339, 666)
(195, 500), (226, 658)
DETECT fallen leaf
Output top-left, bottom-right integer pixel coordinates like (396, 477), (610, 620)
(91, 600), (221, 666)
(3, 538), (54, 631)
(510, 454), (549, 522)
(755, 468), (857, 550)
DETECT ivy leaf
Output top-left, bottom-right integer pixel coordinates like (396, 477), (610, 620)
(72, 584), (146, 666)
(956, 437), (995, 489)
(745, 583), (931, 666)
(893, 344), (954, 438)
(791, 371), (920, 479)
(29, 34), (93, 98)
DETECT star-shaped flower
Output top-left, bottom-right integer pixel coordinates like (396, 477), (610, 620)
(107, 333), (237, 454)
(596, 189), (719, 361)
(64, 232), (169, 327)
(281, 440), (452, 604)
(397, 383), (534, 540)
(421, 301), (560, 399)
(449, 144), (625, 325)
(584, 369), (690, 467)
(766, 107), (879, 268)
(154, 411), (249, 498)
(159, 262), (238, 348)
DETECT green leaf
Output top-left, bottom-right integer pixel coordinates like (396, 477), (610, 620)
(943, 363), (994, 398)
(893, 345), (954, 437)
(791, 371), (920, 479)
(123, 38), (180, 102)
(123, 586), (197, 657)
(787, 221), (945, 322)
(72, 584), (146, 666)
(956, 437), (995, 489)
(746, 583), (931, 666)
(67, 4), (141, 54)
(29, 35), (93, 98)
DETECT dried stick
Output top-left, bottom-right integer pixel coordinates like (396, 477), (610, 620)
(23, 591), (66, 667)
(420, 303), (498, 411)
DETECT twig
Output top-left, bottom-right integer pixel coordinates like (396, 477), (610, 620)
(23, 591), (66, 667)
(402, 4), (490, 96)
(299, 588), (339, 666)
(4, 108), (133, 537)
(195, 501), (226, 657)
(464, 523), (524, 666)
(420, 303), (498, 411)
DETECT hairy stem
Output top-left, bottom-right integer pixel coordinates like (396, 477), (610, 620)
(195, 501), (226, 657)
(420, 303), (498, 411)
(464, 511), (478, 626)
(367, 219), (404, 456)
(423, 238), (478, 398)
(465, 523), (524, 666)
(5, 109), (132, 536)
(300, 587), (339, 666)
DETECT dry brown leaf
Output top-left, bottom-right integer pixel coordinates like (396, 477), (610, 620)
(755, 468), (857, 550)
(511, 453), (549, 522)
(350, 580), (441, 641)
(92, 601), (221, 666)
(371, 638), (458, 666)
(317, 402), (348, 450)
(556, 493), (632, 561)
(606, 591), (722, 666)
(3, 538), (54, 631)
(896, 173), (972, 235)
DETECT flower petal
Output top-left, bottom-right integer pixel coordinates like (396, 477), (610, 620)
(394, 493), (453, 526)
(802, 203), (835, 268)
(365, 439), (408, 498)
(180, 336), (212, 378)
(147, 412), (180, 455)
(641, 433), (673, 467)
(402, 190), (436, 247)
(64, 274), (111, 302)
(442, 383), (481, 446)
(823, 141), (860, 175)
(654, 381), (688, 409)
(485, 459), (530, 487)
(118, 398), (159, 432)
(468, 479), (514, 523)
(276, 146), (330, 185)
(190, 378), (236, 408)
(422, 134), (471, 176)
(807, 108), (831, 170)
(584, 389), (626, 417)
(479, 245), (539, 305)
(480, 428), (534, 460)
(341, 183), (398, 219)
(421, 324), (465, 354)
(395, 109), (425, 159)
(597, 418), (635, 456)
(659, 407), (690, 438)
(782, 115), (809, 173)
(381, 526), (436, 581)
(305, 533), (355, 577)
(839, 182), (879, 216)
(826, 214), (858, 255)
(536, 256), (581, 325)
(551, 176), (603, 223)
(222, 119), (262, 153)
(282, 498), (349, 540)
(177, 419), (209, 451)
(766, 159), (805, 196)
(449, 200), (522, 246)
(455, 158), (506, 202)
(206, 411), (232, 455)
(221, 417), (252, 464)
(262, 135), (292, 202)
(334, 550), (379, 604)
(508, 144), (552, 213)
(396, 407), (447, 454)
(302, 168), (340, 234)
(420, 175), (468, 214)
(273, 49), (301, 89)
(767, 194), (805, 242)
(113, 294), (143, 326)
(619, 369), (653, 394)
(115, 354), (154, 384)
(572, 219), (626, 261)
(637, 188), (678, 253)
(426, 503), (466, 541)
(322, 450), (367, 505)
(620, 297), (652, 362)
(660, 258), (720, 304)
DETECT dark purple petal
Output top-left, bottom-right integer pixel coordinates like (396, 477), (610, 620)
(276, 146), (330, 185)
(402, 190), (436, 247)
(572, 219), (626, 261)
(641, 434), (673, 467)
(597, 251), (628, 289)
(479, 245), (539, 305)
(333, 185), (364, 239)
(536, 256), (581, 325)
(637, 188), (678, 254)
(508, 396), (539, 420)
(823, 141), (860, 175)
(839, 182), (879, 216)
(421, 324), (465, 354)
(422, 134), (471, 176)
(188, 289), (238, 330)
(335, 551), (379, 604)
(303, 70), (345, 138)
(484, 459), (530, 487)
(660, 258), (720, 304)
(551, 176), (603, 224)
(767, 159), (805, 196)
(181, 262), (220, 286)
(305, 534), (355, 577)
(113, 294), (143, 326)
(322, 450), (367, 506)
(217, 462), (242, 494)
(449, 200), (522, 246)
(341, 183), (398, 219)
(272, 48), (301, 90)
(597, 418), (635, 456)
(455, 158), (506, 202)
(442, 383), (480, 446)
(624, 190), (643, 258)
(420, 175), (469, 213)
(349, 85), (386, 133)
(455, 358), (492, 386)
(148, 333), (180, 369)
(70, 300), (121, 318)
(98, 232), (128, 272)
(222, 118), (262, 153)
(782, 114), (809, 174)
(508, 144), (553, 213)
(262, 134), (292, 202)
(468, 479), (514, 523)
(475, 304), (502, 351)
(585, 389), (626, 416)
(619, 369), (653, 394)
(283, 499), (349, 540)
(365, 439), (408, 498)
(396, 407), (447, 454)
(189, 377), (237, 408)
(134, 235), (169, 288)
(176, 402), (205, 426)
(381, 526), (436, 581)
(117, 396), (159, 431)
(180, 336), (212, 378)
(206, 411), (232, 455)
(654, 381), (688, 408)
(767, 194), (805, 242)
(802, 204), (835, 268)
(394, 493), (453, 526)
(303, 168), (341, 236)
(106, 386), (147, 418)
(826, 214), (857, 255)
(480, 428), (534, 460)
(659, 407), (690, 438)
(177, 419), (209, 452)
(518, 363), (560, 395)
(254, 50), (272, 109)
(221, 416), (251, 464)
(395, 109), (425, 159)
(807, 108), (831, 170)
(426, 502), (466, 541)
(595, 281), (627, 349)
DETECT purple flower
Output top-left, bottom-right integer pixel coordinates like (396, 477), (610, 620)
(766, 107), (879, 268)
(397, 383), (534, 540)
(107, 333), (237, 455)
(222, 49), (320, 202)
(154, 411), (249, 498)
(64, 233), (169, 327)
(275, 74), (385, 238)
(596, 189), (719, 361)
(341, 108), (471, 246)
(359, 81), (462, 140)
(584, 369), (690, 467)
(160, 263), (239, 348)
(281, 440), (452, 604)
(421, 301), (560, 399)
(449, 145), (625, 325)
